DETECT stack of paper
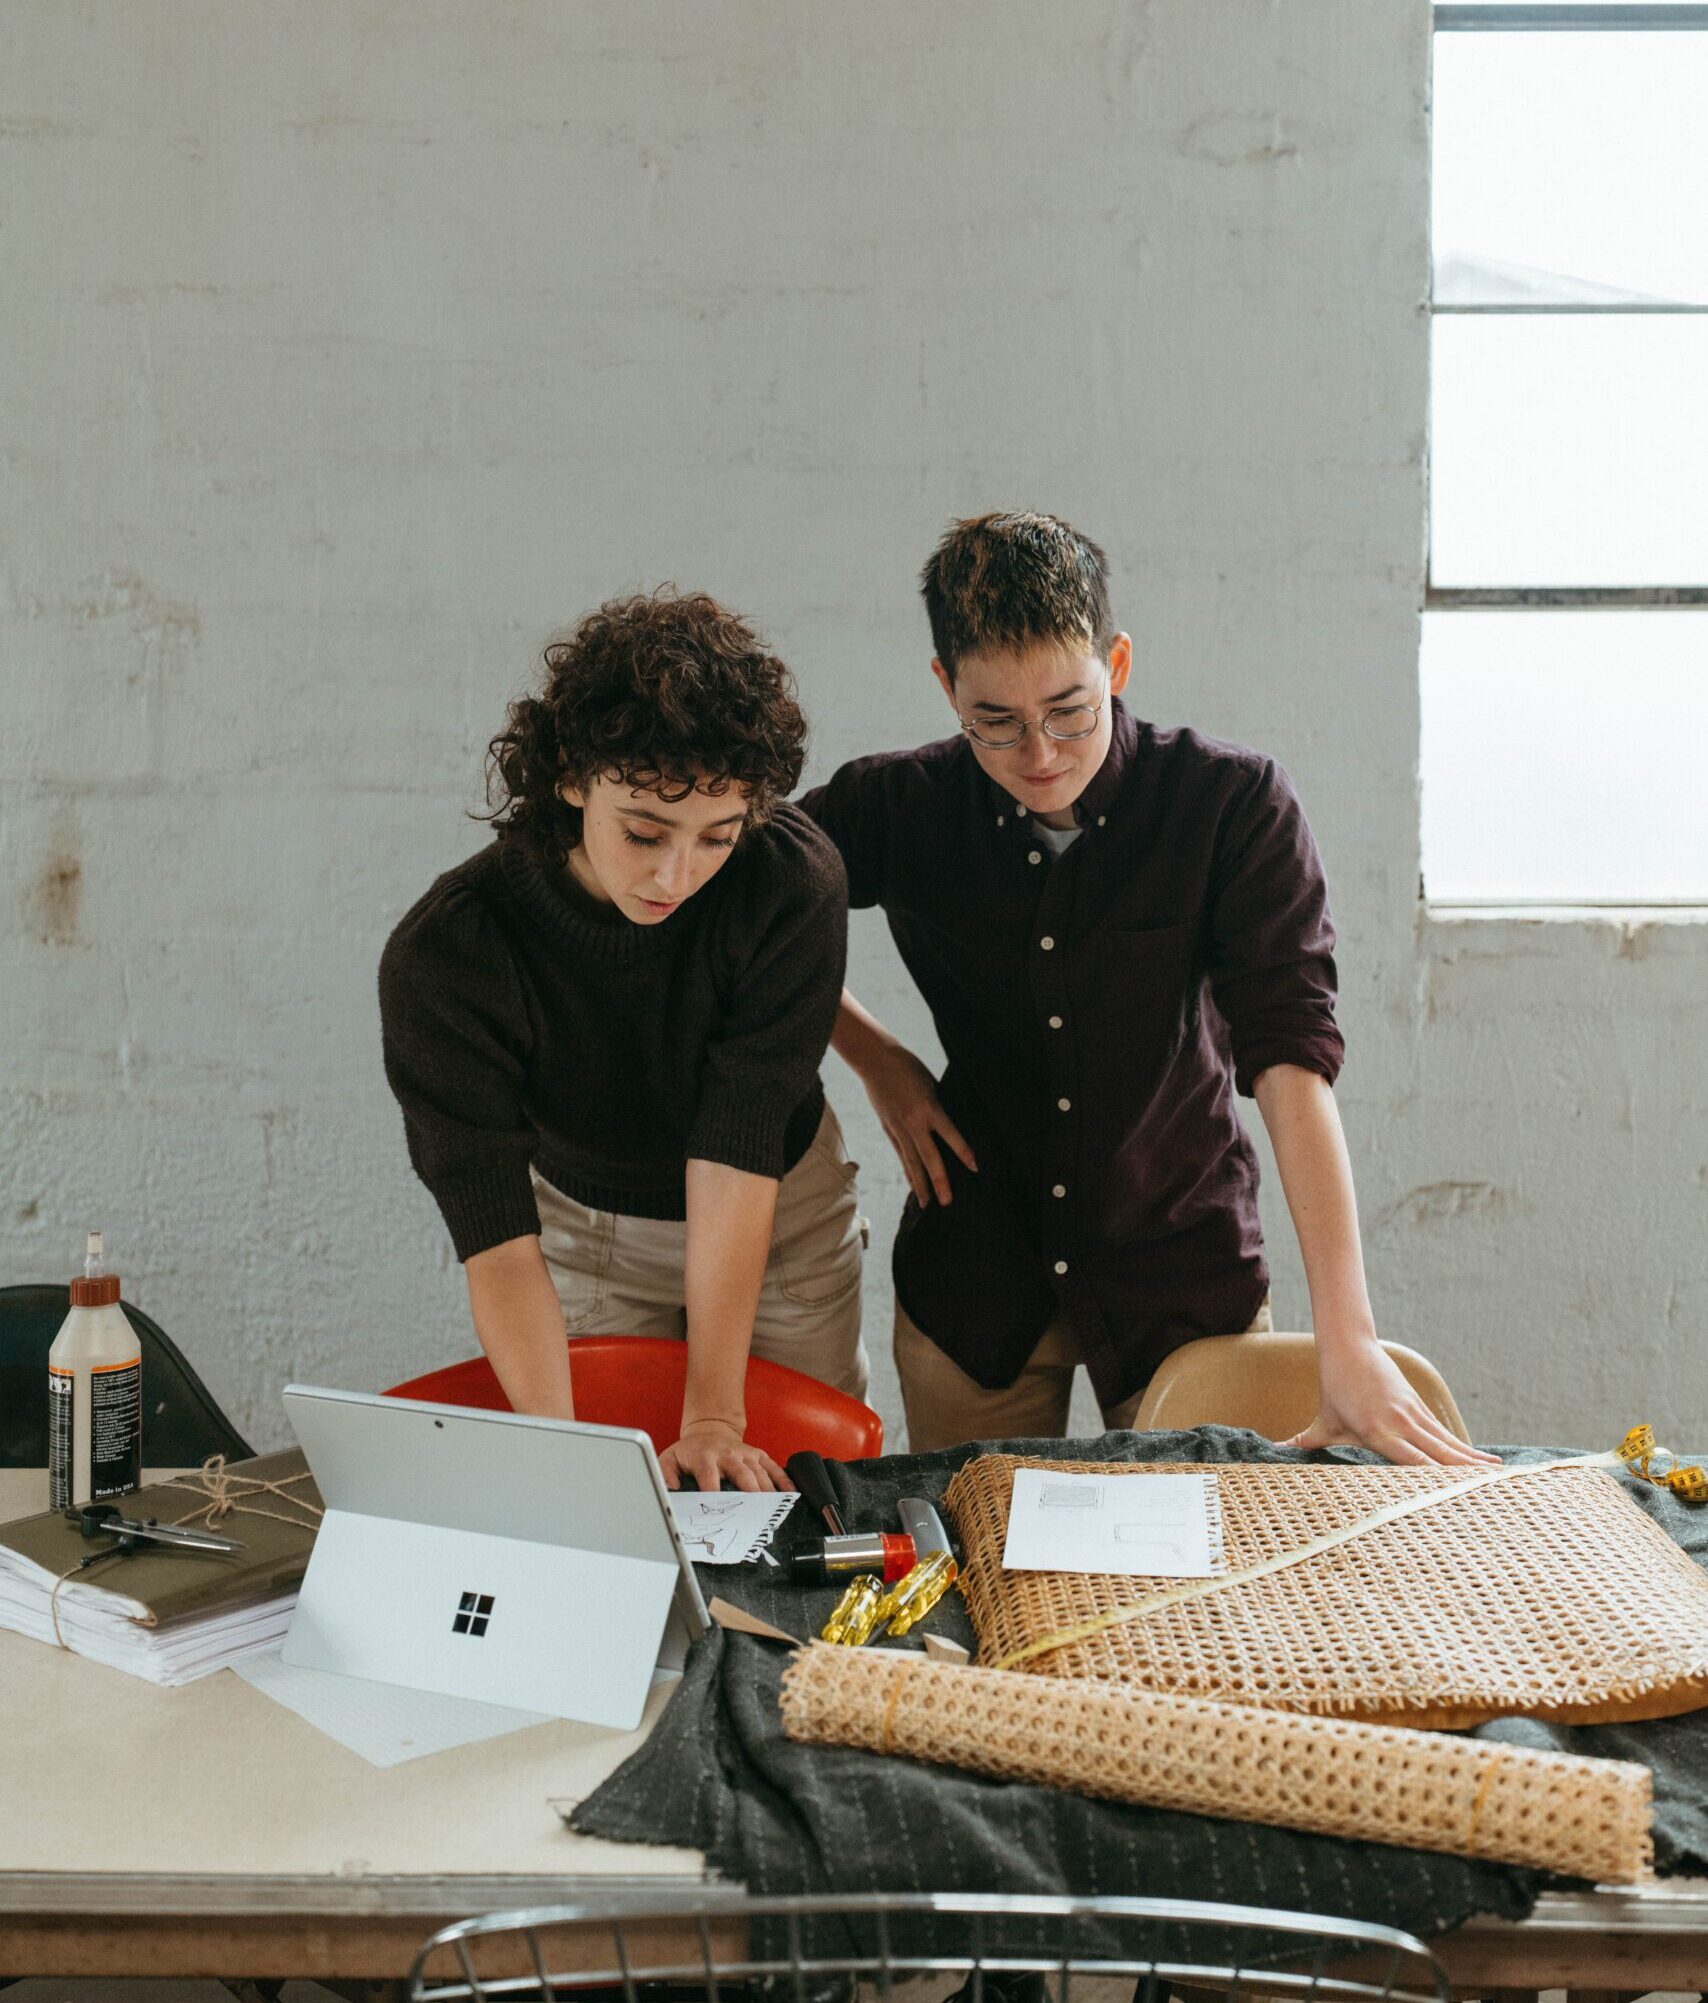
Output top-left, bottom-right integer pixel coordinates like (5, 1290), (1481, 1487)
(0, 1450), (320, 1685)
(0, 1564), (297, 1684)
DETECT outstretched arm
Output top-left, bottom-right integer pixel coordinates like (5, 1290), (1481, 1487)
(1252, 1063), (1496, 1467)
(465, 1234), (575, 1420)
(660, 1157), (793, 1494)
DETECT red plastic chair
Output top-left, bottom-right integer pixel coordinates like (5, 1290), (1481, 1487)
(384, 1333), (883, 1463)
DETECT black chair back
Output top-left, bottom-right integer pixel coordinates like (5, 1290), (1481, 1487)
(0, 1284), (254, 1469)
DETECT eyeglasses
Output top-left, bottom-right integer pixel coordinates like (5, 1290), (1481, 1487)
(956, 673), (1109, 751)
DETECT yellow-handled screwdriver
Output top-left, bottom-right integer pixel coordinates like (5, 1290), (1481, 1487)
(873, 1549), (959, 1638)
(820, 1573), (886, 1646)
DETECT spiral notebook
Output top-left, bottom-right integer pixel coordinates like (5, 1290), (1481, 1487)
(666, 1489), (796, 1565)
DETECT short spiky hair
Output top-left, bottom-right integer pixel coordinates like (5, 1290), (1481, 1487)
(920, 512), (1113, 682)
(481, 590), (807, 855)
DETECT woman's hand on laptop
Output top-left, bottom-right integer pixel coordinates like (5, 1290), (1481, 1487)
(660, 1417), (793, 1493)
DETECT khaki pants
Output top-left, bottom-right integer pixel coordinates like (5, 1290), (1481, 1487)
(896, 1293), (1274, 1453)
(532, 1102), (870, 1400)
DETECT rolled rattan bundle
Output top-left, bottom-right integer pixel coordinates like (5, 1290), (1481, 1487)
(780, 1644), (1654, 1883)
(944, 1456), (1708, 1729)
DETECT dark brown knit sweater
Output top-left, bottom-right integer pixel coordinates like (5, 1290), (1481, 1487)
(378, 804), (848, 1260)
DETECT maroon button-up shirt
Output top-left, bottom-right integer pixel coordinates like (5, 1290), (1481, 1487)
(799, 699), (1345, 1408)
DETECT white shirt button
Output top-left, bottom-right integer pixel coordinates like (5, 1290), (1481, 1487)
(1052, 1184), (1066, 1198)
(1054, 1260), (1069, 1275)
(1040, 935), (1055, 951)
(996, 815), (1005, 827)
(1097, 815), (1107, 827)
(1028, 849), (1042, 865)
(1048, 1014), (1063, 1029)
(1016, 805), (1028, 816)
(1057, 1096), (1071, 1111)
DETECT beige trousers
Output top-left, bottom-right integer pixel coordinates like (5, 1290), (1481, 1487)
(532, 1102), (870, 1400)
(895, 1293), (1274, 1453)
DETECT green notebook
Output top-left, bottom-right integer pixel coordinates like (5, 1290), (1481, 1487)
(0, 1449), (322, 1628)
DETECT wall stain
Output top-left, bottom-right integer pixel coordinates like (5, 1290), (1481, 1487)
(30, 851), (83, 945)
(1177, 114), (1302, 167)
(54, 569), (201, 644)
(1374, 1180), (1507, 1231)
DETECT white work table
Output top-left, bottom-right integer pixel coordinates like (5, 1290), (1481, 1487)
(3, 1466), (1707, 1990)
(0, 1467), (705, 1984)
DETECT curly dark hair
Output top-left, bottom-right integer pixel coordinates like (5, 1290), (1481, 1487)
(482, 591), (808, 854)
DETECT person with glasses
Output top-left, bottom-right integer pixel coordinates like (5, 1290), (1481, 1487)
(379, 592), (866, 1493)
(801, 513), (1495, 1467)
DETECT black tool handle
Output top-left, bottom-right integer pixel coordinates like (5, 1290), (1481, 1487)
(785, 1451), (847, 1536)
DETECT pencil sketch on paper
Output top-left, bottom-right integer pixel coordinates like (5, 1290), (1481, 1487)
(666, 1490), (798, 1566)
(1002, 1468), (1223, 1577)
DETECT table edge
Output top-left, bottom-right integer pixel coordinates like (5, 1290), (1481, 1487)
(2, 1873), (1704, 1931)
(0, 1869), (717, 1918)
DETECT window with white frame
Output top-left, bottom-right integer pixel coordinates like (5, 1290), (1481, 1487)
(1422, 1), (1708, 906)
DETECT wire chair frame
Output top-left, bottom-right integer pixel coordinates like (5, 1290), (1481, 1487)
(407, 1890), (1452, 2003)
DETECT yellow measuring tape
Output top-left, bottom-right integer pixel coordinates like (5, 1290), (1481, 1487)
(1616, 1423), (1708, 1503)
(992, 1425), (1706, 1673)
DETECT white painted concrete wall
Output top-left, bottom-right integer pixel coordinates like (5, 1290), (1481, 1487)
(4, 2), (1703, 1453)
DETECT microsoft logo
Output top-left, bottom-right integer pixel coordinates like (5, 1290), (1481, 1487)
(452, 1590), (494, 1637)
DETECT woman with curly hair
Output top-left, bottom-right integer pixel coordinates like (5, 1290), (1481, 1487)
(379, 592), (865, 1492)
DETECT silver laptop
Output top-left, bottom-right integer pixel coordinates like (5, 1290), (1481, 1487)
(280, 1385), (709, 1731)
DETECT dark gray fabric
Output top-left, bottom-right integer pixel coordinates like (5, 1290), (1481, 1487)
(572, 1429), (1708, 1945)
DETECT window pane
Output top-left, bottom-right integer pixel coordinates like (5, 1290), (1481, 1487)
(1431, 317), (1708, 584)
(1434, 31), (1708, 306)
(1420, 610), (1708, 901)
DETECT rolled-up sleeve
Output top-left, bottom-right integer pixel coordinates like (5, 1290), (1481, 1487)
(1205, 758), (1344, 1097)
(378, 893), (541, 1261)
(687, 832), (848, 1178)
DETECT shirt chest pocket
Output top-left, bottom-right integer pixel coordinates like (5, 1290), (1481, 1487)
(1088, 920), (1201, 1068)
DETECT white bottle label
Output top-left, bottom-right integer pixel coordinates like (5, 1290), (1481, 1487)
(90, 1359), (142, 1500)
(48, 1367), (74, 1512)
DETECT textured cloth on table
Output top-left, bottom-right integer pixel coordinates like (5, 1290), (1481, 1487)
(571, 1428), (1708, 1948)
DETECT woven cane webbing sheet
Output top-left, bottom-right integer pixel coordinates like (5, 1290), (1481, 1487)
(944, 1456), (1708, 1728)
(780, 1643), (1654, 1883)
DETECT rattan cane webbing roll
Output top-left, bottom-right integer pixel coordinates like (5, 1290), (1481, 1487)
(943, 1456), (1708, 1728)
(779, 1645), (1654, 1884)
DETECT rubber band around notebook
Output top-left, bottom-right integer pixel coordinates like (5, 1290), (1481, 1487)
(991, 1426), (1705, 1673)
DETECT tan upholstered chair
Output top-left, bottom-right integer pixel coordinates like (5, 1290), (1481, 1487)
(1133, 1329), (1471, 1445)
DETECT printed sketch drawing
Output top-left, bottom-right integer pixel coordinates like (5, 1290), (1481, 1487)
(1002, 1469), (1226, 1577)
(667, 1490), (797, 1567)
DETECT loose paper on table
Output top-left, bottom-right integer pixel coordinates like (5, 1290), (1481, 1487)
(1001, 1469), (1224, 1576)
(667, 1490), (796, 1566)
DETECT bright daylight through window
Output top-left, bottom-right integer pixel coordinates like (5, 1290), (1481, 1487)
(1422, 2), (1708, 905)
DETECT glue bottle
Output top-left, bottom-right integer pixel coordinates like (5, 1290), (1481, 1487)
(48, 1231), (143, 1510)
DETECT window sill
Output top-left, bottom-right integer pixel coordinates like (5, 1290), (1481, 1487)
(1427, 902), (1708, 923)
